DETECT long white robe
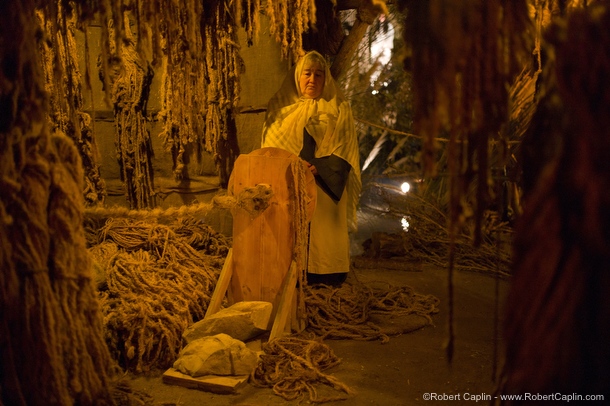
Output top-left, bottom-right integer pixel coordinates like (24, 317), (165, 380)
(262, 51), (361, 275)
(307, 184), (350, 274)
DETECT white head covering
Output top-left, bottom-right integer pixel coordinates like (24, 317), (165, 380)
(262, 51), (361, 231)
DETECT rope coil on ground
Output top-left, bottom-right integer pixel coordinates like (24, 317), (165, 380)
(250, 335), (354, 403)
(248, 280), (440, 402)
(305, 282), (440, 343)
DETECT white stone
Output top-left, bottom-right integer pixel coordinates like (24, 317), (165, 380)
(173, 333), (259, 377)
(183, 301), (273, 343)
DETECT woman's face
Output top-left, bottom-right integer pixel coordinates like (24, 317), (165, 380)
(299, 62), (325, 99)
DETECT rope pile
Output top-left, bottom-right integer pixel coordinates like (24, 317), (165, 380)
(87, 216), (231, 373)
(305, 281), (440, 343)
(249, 280), (439, 403)
(83, 199), (440, 400)
(250, 336), (354, 403)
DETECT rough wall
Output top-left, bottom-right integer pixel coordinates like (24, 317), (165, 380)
(77, 15), (287, 235)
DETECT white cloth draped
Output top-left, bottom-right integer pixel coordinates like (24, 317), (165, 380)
(262, 52), (361, 233)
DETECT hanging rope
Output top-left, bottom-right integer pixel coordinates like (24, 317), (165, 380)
(265, 0), (317, 60)
(397, 0), (531, 362)
(290, 158), (312, 329)
(36, 4), (107, 206)
(64, 0), (315, 190)
(500, 3), (610, 395)
(0, 0), (119, 403)
(102, 14), (157, 209)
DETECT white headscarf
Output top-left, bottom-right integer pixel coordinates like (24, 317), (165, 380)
(262, 51), (361, 231)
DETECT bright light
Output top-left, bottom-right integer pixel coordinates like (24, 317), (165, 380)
(371, 89), (379, 95)
(369, 22), (395, 84)
(400, 182), (411, 194)
(401, 216), (410, 232)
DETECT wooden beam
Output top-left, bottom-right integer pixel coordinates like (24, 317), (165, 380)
(269, 261), (298, 341)
(204, 248), (234, 319)
(162, 368), (248, 394)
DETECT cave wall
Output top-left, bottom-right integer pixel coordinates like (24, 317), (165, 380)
(77, 14), (288, 235)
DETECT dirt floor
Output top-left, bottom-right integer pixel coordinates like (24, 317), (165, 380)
(125, 190), (510, 405)
(126, 254), (509, 406)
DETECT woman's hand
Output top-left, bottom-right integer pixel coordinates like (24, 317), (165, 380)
(306, 161), (318, 176)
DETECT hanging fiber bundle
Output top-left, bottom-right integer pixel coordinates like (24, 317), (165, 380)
(397, 0), (532, 362)
(1, 2), (116, 404)
(501, 3), (610, 396)
(399, 0), (531, 245)
(37, 3), (107, 206)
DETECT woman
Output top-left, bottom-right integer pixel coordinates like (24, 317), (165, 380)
(262, 50), (361, 285)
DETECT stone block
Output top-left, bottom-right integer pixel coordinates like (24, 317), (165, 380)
(184, 301), (273, 343)
(173, 333), (259, 377)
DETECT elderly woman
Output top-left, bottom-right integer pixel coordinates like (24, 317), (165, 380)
(262, 50), (361, 285)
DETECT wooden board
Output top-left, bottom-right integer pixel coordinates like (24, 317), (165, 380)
(162, 368), (249, 394)
(204, 248), (234, 318)
(228, 147), (315, 325)
(269, 260), (297, 341)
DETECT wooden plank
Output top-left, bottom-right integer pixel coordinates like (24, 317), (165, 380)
(205, 248), (234, 319)
(162, 368), (248, 394)
(227, 266), (244, 304)
(230, 151), (292, 309)
(228, 147), (315, 331)
(269, 261), (297, 341)
(290, 286), (306, 333)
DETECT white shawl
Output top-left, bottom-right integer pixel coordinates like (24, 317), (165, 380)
(262, 51), (361, 231)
